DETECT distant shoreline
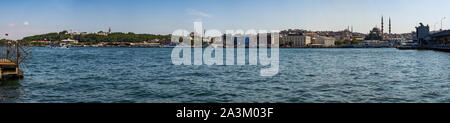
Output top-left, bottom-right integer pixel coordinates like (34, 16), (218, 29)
(27, 46), (396, 49)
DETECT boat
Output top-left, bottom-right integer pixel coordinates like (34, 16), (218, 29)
(47, 43), (70, 49)
(162, 45), (176, 48)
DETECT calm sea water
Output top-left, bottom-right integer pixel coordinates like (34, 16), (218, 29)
(0, 47), (449, 103)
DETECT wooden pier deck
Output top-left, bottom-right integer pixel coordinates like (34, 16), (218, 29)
(0, 59), (23, 80)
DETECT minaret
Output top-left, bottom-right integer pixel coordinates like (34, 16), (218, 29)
(389, 17), (392, 34)
(351, 26), (354, 39)
(381, 16), (384, 35)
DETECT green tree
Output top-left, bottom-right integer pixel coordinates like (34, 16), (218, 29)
(21, 32), (170, 44)
(351, 39), (361, 44)
(335, 40), (345, 45)
(288, 40), (294, 47)
(178, 37), (184, 43)
(0, 39), (12, 44)
(59, 30), (68, 34)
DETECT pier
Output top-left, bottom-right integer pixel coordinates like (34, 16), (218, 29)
(427, 47), (450, 52)
(0, 42), (24, 80)
(397, 46), (450, 52)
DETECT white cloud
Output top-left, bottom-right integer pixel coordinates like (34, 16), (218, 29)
(24, 21), (30, 26)
(187, 9), (212, 18)
(8, 23), (16, 27)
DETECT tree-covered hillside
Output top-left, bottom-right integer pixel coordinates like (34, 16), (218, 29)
(21, 31), (171, 44)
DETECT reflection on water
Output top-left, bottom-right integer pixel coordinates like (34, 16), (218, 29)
(0, 79), (21, 103)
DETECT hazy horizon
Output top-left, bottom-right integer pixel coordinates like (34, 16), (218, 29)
(1, 0), (449, 40)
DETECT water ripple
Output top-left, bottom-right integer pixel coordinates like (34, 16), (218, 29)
(0, 48), (449, 103)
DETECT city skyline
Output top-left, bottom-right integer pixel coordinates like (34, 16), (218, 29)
(1, 0), (449, 40)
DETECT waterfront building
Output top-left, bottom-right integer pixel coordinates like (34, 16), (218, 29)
(94, 31), (109, 36)
(353, 36), (366, 41)
(334, 29), (352, 41)
(150, 39), (161, 43)
(30, 41), (51, 46)
(281, 35), (311, 47)
(31, 41), (51, 44)
(415, 23), (431, 46)
(219, 33), (274, 48)
(159, 38), (172, 45)
(130, 41), (160, 47)
(387, 37), (406, 46)
(360, 40), (390, 48)
(61, 38), (79, 44)
(430, 30), (450, 47)
(311, 36), (335, 47)
(280, 29), (307, 36)
(92, 28), (112, 36)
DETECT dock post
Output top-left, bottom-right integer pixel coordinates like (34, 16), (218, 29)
(6, 44), (9, 60)
(16, 42), (20, 75)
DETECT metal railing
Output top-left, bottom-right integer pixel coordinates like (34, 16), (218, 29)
(0, 42), (23, 65)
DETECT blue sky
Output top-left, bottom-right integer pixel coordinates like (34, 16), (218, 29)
(1, 0), (449, 39)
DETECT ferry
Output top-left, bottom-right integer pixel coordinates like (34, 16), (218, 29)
(47, 43), (70, 49)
